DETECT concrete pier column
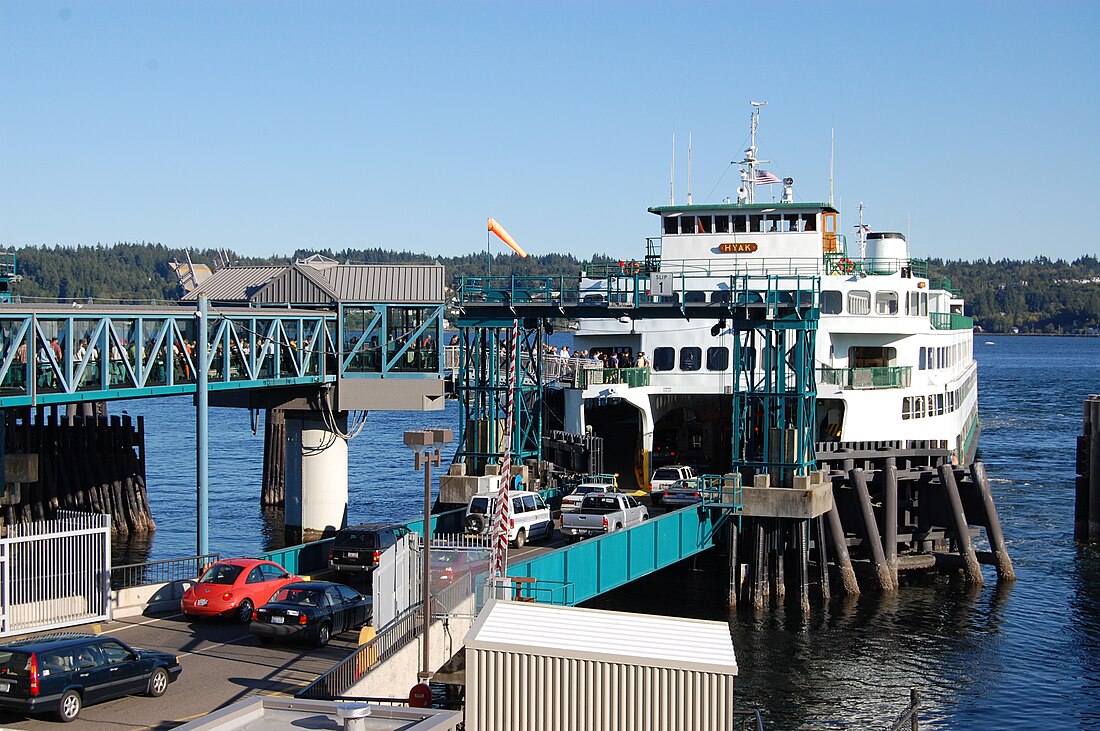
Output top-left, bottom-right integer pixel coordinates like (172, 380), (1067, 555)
(851, 468), (893, 592)
(971, 462), (1016, 581)
(938, 464), (984, 586)
(284, 411), (349, 542)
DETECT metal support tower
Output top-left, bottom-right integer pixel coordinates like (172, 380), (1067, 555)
(729, 276), (819, 485)
(452, 321), (544, 475)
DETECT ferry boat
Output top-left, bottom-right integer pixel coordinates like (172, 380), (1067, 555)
(555, 105), (979, 487)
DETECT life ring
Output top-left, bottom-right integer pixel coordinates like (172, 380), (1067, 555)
(837, 258), (855, 274)
(629, 261), (641, 275)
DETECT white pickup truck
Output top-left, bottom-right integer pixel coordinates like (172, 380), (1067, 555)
(561, 493), (649, 542)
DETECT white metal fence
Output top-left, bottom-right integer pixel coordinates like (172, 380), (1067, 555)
(0, 511), (111, 636)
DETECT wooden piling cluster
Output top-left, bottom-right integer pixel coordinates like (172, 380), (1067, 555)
(261, 407), (286, 506)
(728, 452), (1015, 611)
(2, 407), (154, 535)
(1076, 394), (1100, 542)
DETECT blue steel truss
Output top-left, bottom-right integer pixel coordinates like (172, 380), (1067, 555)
(451, 325), (544, 474)
(0, 305), (338, 407)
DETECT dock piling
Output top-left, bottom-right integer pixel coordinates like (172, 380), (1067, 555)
(938, 464), (984, 585)
(970, 462), (1014, 581)
(851, 468), (893, 591)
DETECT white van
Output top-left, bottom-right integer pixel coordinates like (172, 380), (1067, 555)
(463, 491), (554, 548)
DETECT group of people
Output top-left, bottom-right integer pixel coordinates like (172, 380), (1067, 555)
(542, 344), (649, 370)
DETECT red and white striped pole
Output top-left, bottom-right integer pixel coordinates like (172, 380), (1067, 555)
(491, 321), (520, 578)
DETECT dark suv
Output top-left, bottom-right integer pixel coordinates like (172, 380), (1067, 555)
(328, 523), (411, 574)
(0, 633), (181, 722)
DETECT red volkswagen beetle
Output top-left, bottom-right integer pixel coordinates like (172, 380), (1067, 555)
(182, 559), (300, 623)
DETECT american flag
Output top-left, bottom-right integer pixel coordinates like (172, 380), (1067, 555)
(859, 224), (873, 234)
(754, 169), (782, 185)
(491, 320), (520, 577)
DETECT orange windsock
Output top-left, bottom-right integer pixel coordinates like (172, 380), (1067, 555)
(487, 217), (528, 258)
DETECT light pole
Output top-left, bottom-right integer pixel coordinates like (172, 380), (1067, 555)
(403, 427), (453, 682)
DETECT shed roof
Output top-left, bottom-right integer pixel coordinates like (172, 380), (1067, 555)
(180, 261), (445, 305)
(465, 599), (737, 675)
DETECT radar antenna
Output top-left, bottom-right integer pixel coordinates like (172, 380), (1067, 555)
(739, 101), (769, 204)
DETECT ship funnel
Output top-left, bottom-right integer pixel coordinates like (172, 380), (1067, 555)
(865, 232), (908, 274)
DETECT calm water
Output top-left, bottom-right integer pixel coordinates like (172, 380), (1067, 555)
(116, 335), (1100, 729)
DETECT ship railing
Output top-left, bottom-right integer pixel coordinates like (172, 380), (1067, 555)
(647, 257), (822, 278)
(930, 312), (974, 330)
(110, 553), (220, 590)
(576, 365), (649, 389)
(818, 366), (912, 390)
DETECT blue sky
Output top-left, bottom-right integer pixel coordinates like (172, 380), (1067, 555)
(2, 1), (1097, 263)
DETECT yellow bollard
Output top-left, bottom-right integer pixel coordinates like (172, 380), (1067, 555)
(356, 625), (378, 675)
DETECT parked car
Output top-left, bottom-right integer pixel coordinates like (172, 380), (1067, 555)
(561, 475), (620, 513)
(0, 633), (181, 723)
(662, 479), (705, 509)
(249, 581), (373, 647)
(430, 548), (488, 592)
(464, 491), (554, 548)
(649, 465), (697, 506)
(181, 558), (300, 623)
(561, 493), (649, 541)
(328, 523), (412, 574)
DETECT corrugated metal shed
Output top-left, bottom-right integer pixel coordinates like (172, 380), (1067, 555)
(180, 266), (282, 303)
(465, 599), (737, 731)
(316, 263), (446, 304)
(181, 261), (445, 305)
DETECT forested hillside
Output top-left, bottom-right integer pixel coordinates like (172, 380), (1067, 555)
(8, 243), (1100, 334)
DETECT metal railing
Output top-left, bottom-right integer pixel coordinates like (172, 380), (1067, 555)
(818, 365), (912, 390)
(885, 688), (921, 731)
(576, 365), (650, 389)
(110, 553), (219, 590)
(297, 571), (479, 700)
(1, 511), (111, 636)
(490, 576), (576, 606)
(733, 709), (765, 731)
(700, 474), (743, 510)
(930, 312), (974, 330)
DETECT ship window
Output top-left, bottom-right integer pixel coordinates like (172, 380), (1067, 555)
(681, 216), (696, 234)
(802, 214), (816, 232)
(821, 291), (842, 314)
(696, 216), (712, 234)
(711, 290), (731, 303)
(732, 215), (747, 233)
(664, 216), (679, 235)
(902, 397), (911, 420)
(706, 347), (729, 371)
(847, 290), (871, 315)
(714, 215), (731, 233)
(680, 347), (702, 371)
(849, 346), (895, 368)
(684, 291), (707, 303)
(914, 396), (925, 418)
(653, 347), (675, 372)
(875, 291), (899, 315)
(765, 216), (779, 232)
(783, 214), (800, 232)
(748, 215), (763, 232)
(919, 347), (926, 370)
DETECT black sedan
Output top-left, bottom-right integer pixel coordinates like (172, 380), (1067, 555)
(249, 581), (372, 647)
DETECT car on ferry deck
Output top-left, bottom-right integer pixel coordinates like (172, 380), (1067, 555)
(181, 558), (300, 623)
(249, 581), (372, 647)
(661, 479), (705, 509)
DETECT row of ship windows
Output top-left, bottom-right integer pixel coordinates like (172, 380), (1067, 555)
(664, 213), (818, 235)
(821, 290), (929, 317)
(901, 372), (976, 420)
(647, 289), (929, 313)
(919, 341), (971, 370)
(651, 345), (747, 372)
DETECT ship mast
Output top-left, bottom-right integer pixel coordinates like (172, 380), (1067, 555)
(858, 201), (867, 261)
(739, 101), (769, 204)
